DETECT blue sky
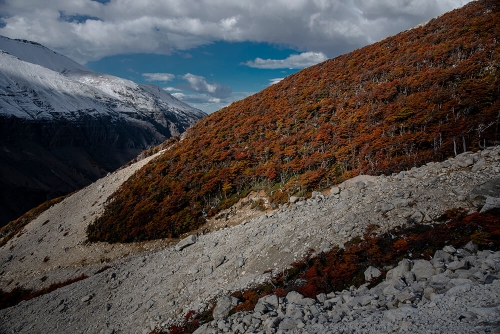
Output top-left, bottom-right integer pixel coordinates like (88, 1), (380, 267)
(86, 41), (304, 111)
(0, 0), (471, 113)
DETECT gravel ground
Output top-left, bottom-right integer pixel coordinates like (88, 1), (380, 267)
(1, 147), (500, 333)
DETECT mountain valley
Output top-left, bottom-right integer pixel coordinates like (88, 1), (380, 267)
(0, 37), (205, 226)
(1, 1), (500, 333)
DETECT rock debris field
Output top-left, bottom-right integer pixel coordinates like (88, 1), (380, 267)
(1, 146), (500, 333)
(197, 242), (500, 334)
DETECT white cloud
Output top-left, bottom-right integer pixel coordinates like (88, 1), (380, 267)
(0, 0), (472, 63)
(180, 73), (232, 99)
(172, 90), (254, 114)
(164, 86), (182, 92)
(244, 52), (328, 69)
(269, 78), (285, 85)
(142, 73), (175, 82)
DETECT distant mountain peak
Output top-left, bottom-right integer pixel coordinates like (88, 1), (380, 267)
(0, 35), (87, 73)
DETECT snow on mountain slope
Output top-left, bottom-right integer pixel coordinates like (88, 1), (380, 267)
(140, 83), (206, 118)
(0, 51), (136, 121)
(0, 35), (206, 127)
(0, 35), (87, 73)
(65, 70), (205, 124)
(0, 51), (206, 128)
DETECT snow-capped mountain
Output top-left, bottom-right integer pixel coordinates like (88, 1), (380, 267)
(0, 35), (205, 131)
(0, 36), (206, 227)
(0, 51), (138, 120)
(64, 70), (205, 133)
(0, 35), (87, 73)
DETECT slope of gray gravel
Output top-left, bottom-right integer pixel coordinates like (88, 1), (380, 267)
(1, 147), (500, 334)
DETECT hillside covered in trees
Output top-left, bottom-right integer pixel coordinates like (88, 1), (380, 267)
(88, 0), (500, 243)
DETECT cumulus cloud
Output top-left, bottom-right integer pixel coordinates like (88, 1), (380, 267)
(172, 92), (220, 104)
(180, 73), (232, 99)
(269, 78), (285, 85)
(164, 87), (182, 92)
(244, 52), (328, 69)
(172, 91), (253, 114)
(0, 0), (472, 63)
(142, 73), (175, 82)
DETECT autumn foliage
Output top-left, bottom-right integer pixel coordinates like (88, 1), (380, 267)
(88, 0), (500, 243)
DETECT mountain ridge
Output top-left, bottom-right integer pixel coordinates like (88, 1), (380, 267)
(88, 0), (500, 243)
(0, 35), (87, 73)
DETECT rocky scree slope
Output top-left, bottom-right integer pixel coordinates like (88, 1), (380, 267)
(198, 242), (500, 334)
(0, 151), (166, 293)
(88, 0), (500, 243)
(0, 37), (205, 226)
(1, 146), (500, 333)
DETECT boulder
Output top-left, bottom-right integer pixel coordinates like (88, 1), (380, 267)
(364, 266), (382, 281)
(213, 255), (226, 268)
(469, 177), (500, 209)
(263, 317), (281, 329)
(261, 294), (279, 308)
(311, 191), (324, 199)
(412, 260), (435, 281)
(463, 241), (478, 254)
(386, 259), (412, 281)
(443, 245), (457, 254)
(213, 296), (238, 319)
(430, 274), (450, 285)
(330, 186), (340, 195)
(433, 250), (452, 263)
(81, 294), (92, 303)
(340, 175), (377, 189)
(472, 158), (486, 172)
(480, 196), (500, 213)
(175, 235), (197, 251)
(286, 291), (315, 306)
(316, 293), (327, 303)
(408, 211), (424, 224)
(236, 258), (245, 268)
(278, 318), (298, 330)
(355, 181), (366, 190)
(447, 260), (468, 271)
(396, 288), (415, 303)
(469, 307), (499, 319)
(254, 300), (269, 313)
